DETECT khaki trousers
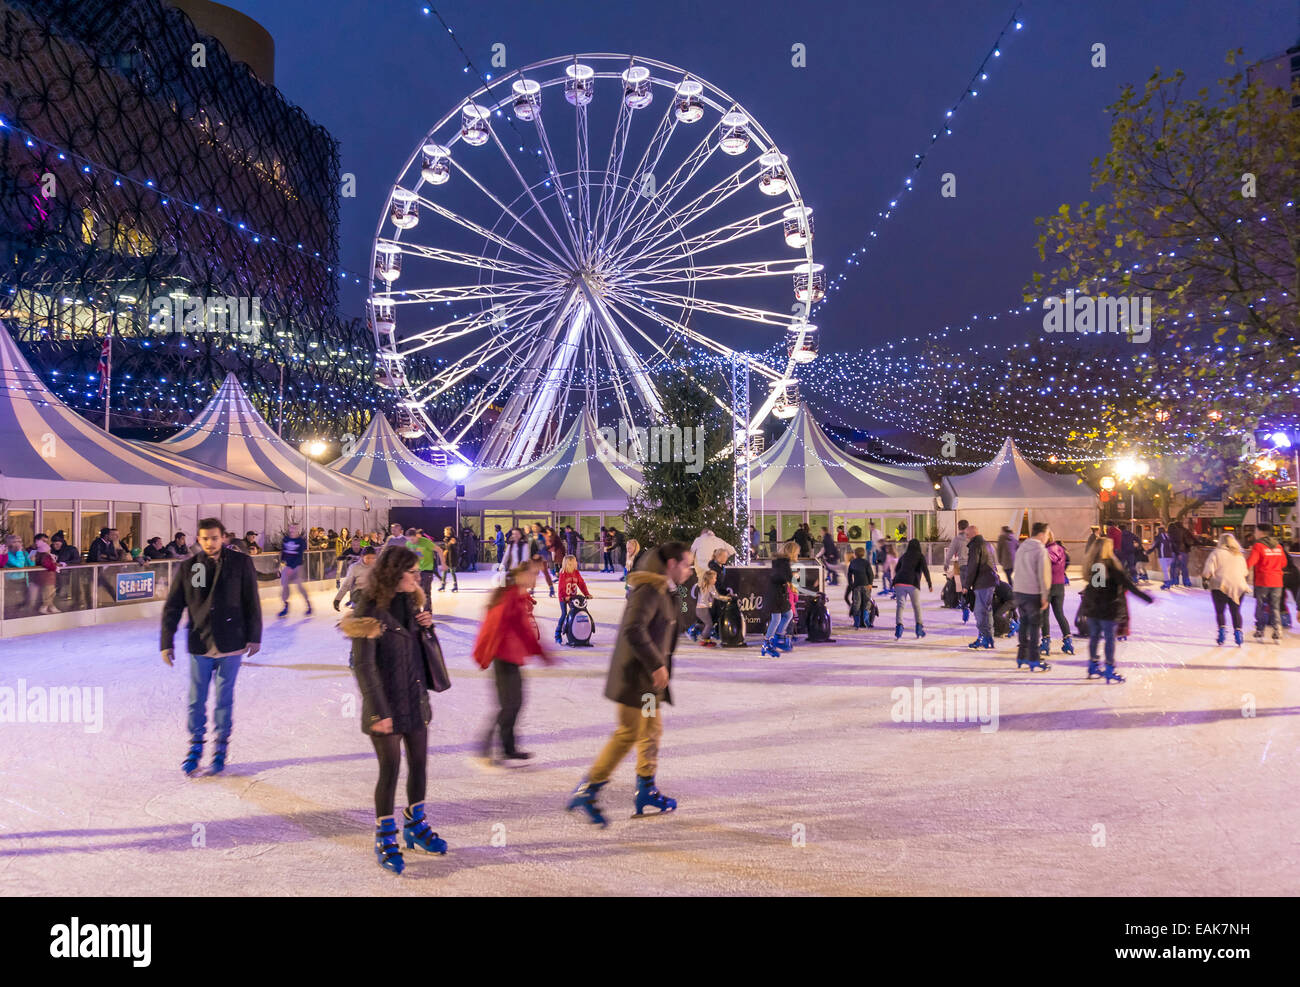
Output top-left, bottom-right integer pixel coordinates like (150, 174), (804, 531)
(589, 700), (664, 784)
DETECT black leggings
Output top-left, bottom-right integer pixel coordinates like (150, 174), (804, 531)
(484, 660), (524, 756)
(1039, 584), (1071, 639)
(1212, 590), (1242, 630)
(370, 725), (427, 818)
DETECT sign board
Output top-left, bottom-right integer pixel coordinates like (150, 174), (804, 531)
(720, 563), (825, 637)
(114, 569), (155, 602)
(1195, 501), (1224, 518)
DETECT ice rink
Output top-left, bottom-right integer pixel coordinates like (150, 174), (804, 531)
(1, 571), (1296, 896)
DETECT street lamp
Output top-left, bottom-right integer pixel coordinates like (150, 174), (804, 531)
(1110, 457), (1149, 520)
(299, 439), (328, 531)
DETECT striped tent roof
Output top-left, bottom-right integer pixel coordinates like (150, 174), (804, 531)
(941, 437), (1097, 508)
(427, 411), (643, 511)
(750, 407), (937, 510)
(0, 320), (287, 504)
(328, 412), (445, 499)
(156, 374), (404, 506)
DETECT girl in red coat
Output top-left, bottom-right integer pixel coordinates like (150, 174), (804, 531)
(555, 555), (591, 645)
(473, 562), (551, 766)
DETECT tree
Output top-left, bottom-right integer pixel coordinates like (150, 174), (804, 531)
(624, 368), (739, 548)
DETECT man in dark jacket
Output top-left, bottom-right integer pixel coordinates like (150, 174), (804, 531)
(567, 541), (691, 826)
(167, 531), (189, 558)
(960, 526), (999, 648)
(161, 518), (262, 776)
(87, 527), (125, 563)
(1167, 520), (1193, 587)
(846, 546), (875, 627)
(142, 536), (170, 560)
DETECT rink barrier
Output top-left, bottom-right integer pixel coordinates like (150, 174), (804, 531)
(0, 551), (343, 639)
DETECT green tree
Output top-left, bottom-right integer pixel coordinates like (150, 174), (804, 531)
(625, 369), (739, 548)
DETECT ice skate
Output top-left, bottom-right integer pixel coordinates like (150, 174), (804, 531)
(894, 622), (903, 640)
(1216, 626), (1226, 646)
(915, 623), (925, 639)
(374, 817), (405, 874)
(1100, 665), (1126, 684)
(182, 742), (203, 776)
(1040, 638), (1050, 656)
(1060, 635), (1075, 655)
(759, 637), (781, 659)
(1234, 629), (1244, 647)
(1086, 660), (1104, 679)
(1016, 655), (1051, 672)
(277, 604), (289, 617)
(503, 750), (534, 762)
(402, 802), (447, 855)
(961, 605), (970, 623)
(632, 774), (677, 817)
(210, 742), (228, 775)
(566, 779), (608, 827)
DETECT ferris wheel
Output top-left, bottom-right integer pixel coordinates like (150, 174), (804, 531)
(370, 53), (821, 468)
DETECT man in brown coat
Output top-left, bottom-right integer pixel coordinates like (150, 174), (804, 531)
(566, 541), (692, 826)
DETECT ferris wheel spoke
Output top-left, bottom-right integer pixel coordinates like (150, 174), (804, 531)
(574, 104), (593, 260)
(383, 279), (555, 306)
(613, 285), (799, 332)
(610, 157), (764, 269)
(379, 237), (553, 280)
(603, 97), (682, 255)
(532, 113), (586, 258)
(633, 205), (787, 269)
(395, 287), (570, 356)
(483, 126), (580, 270)
(449, 155), (575, 270)
(591, 98), (634, 250)
(622, 259), (809, 286)
(410, 191), (565, 276)
(577, 279), (663, 419)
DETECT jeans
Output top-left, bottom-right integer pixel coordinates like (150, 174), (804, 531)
(439, 566), (458, 590)
(973, 586), (994, 639)
(1014, 592), (1043, 661)
(893, 585), (922, 626)
(849, 585), (871, 622)
(280, 563), (309, 605)
(766, 610), (792, 639)
(419, 569), (434, 605)
(556, 598), (570, 639)
(603, 550), (613, 571)
(495, 543), (504, 563)
(187, 653), (242, 746)
(1254, 586), (1282, 632)
(1040, 583), (1070, 639)
(1088, 618), (1118, 665)
(1170, 552), (1191, 587)
(484, 660), (523, 756)
(1157, 556), (1174, 587)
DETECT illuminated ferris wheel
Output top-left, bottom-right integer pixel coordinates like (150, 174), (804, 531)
(370, 53), (820, 467)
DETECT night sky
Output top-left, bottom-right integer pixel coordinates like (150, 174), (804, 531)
(231, 0), (1296, 352)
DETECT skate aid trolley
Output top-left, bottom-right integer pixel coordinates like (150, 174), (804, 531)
(720, 561), (830, 640)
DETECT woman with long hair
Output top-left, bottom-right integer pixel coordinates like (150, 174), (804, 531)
(556, 554), (591, 644)
(473, 562), (550, 766)
(1039, 529), (1073, 656)
(761, 541), (800, 659)
(891, 538), (931, 639)
(1203, 532), (1249, 646)
(1079, 537), (1153, 683)
(341, 545), (447, 874)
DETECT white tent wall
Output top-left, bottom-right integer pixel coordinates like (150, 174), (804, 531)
(1029, 506), (1097, 545)
(142, 503), (172, 546)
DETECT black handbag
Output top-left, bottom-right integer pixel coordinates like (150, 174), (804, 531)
(419, 627), (452, 693)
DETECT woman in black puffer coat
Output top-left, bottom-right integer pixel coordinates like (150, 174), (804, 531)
(341, 545), (447, 874)
(762, 541), (799, 657)
(1079, 537), (1153, 683)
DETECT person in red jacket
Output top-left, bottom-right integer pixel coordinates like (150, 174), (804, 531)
(1246, 523), (1287, 642)
(473, 562), (552, 766)
(555, 555), (591, 645)
(29, 534), (61, 614)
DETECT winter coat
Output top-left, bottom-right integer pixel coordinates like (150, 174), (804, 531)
(1011, 537), (1051, 597)
(472, 587), (545, 668)
(1121, 529), (1142, 564)
(558, 570), (590, 600)
(892, 549), (931, 590)
(943, 533), (968, 570)
(160, 548), (262, 655)
(1202, 548), (1250, 603)
(87, 537), (124, 563)
(1047, 542), (1069, 585)
(767, 556), (794, 613)
(961, 536), (998, 591)
(819, 533), (839, 564)
(1168, 523), (1191, 554)
(1152, 531), (1175, 560)
(1080, 560), (1153, 622)
(606, 555), (680, 707)
(1245, 538), (1287, 588)
(996, 531), (1017, 570)
(846, 555), (873, 589)
(31, 551), (58, 587)
(53, 544), (81, 565)
(342, 589), (432, 735)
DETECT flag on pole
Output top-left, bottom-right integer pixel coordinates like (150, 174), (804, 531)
(97, 333), (112, 396)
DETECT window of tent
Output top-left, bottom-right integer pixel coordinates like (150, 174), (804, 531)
(808, 512), (830, 538)
(42, 503), (74, 544)
(113, 504), (141, 552)
(484, 510), (513, 533)
(578, 515), (601, 544)
(914, 511), (939, 542)
(5, 505), (35, 547)
(81, 505), (109, 552)
(554, 514), (577, 533)
(780, 513), (803, 540)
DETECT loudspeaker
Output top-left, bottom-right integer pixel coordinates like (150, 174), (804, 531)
(455, 484), (466, 497)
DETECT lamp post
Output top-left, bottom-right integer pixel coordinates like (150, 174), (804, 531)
(1113, 457), (1149, 522)
(299, 439), (327, 532)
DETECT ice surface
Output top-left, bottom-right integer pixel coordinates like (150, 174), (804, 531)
(0, 573), (1296, 896)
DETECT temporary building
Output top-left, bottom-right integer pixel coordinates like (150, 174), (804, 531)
(328, 411), (445, 500)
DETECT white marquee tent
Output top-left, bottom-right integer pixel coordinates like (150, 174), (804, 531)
(328, 412), (445, 500)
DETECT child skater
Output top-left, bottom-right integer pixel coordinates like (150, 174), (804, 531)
(695, 569), (732, 647)
(556, 554), (591, 644)
(473, 562), (552, 767)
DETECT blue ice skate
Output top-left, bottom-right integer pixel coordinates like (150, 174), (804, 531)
(402, 802), (448, 855)
(566, 779), (609, 827)
(894, 622), (904, 640)
(1060, 635), (1075, 655)
(1100, 665), (1126, 684)
(915, 623), (926, 639)
(182, 741), (203, 776)
(633, 774), (677, 816)
(374, 817), (405, 875)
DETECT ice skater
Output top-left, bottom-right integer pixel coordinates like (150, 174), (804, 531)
(473, 562), (551, 766)
(1079, 536), (1153, 682)
(160, 518), (261, 776)
(846, 546), (874, 627)
(1010, 523), (1051, 671)
(341, 545), (448, 875)
(278, 522), (310, 617)
(1246, 523), (1287, 642)
(760, 540), (798, 658)
(960, 526), (998, 649)
(1202, 533), (1248, 646)
(555, 554), (590, 645)
(693, 568), (732, 647)
(567, 542), (690, 826)
(890, 537), (931, 639)
(1039, 530), (1074, 656)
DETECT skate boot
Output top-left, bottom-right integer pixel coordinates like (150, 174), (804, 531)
(210, 741), (228, 775)
(277, 604), (289, 617)
(633, 774), (677, 816)
(1253, 628), (1264, 641)
(1273, 628), (1282, 643)
(759, 637), (781, 658)
(305, 604), (313, 616)
(182, 741), (203, 776)
(1234, 629), (1244, 647)
(566, 779), (609, 827)
(1040, 638), (1051, 656)
(1060, 635), (1075, 655)
(1216, 626), (1226, 646)
(374, 817), (405, 874)
(1086, 660), (1104, 679)
(895, 622), (904, 640)
(777, 634), (794, 652)
(685, 625), (700, 643)
(1008, 617), (1020, 636)
(967, 635), (985, 650)
(1100, 664), (1126, 684)
(915, 623), (926, 639)
(402, 802), (448, 855)
(554, 628), (563, 645)
(961, 605), (970, 623)
(1016, 655), (1051, 672)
